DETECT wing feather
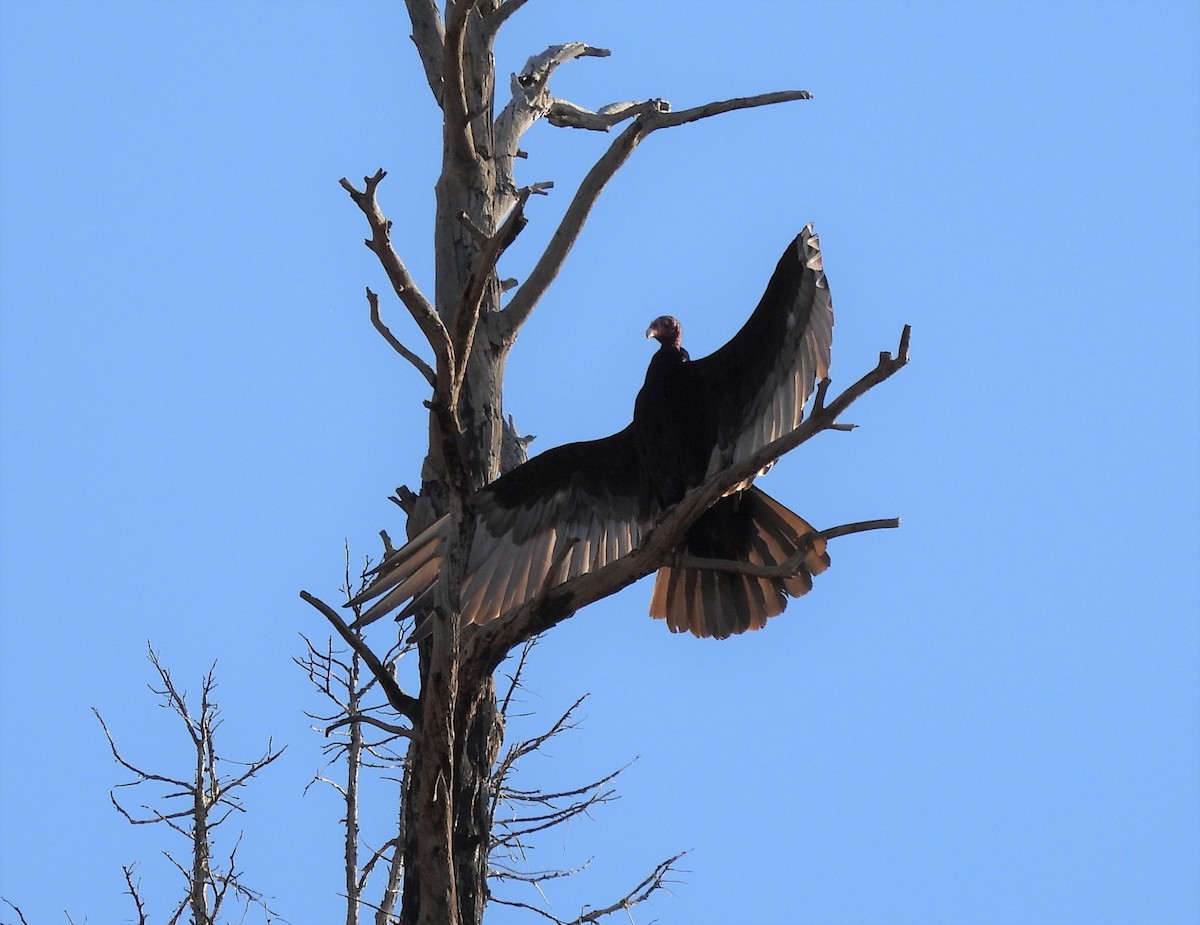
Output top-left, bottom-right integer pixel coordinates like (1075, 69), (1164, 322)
(352, 427), (652, 628)
(690, 224), (834, 478)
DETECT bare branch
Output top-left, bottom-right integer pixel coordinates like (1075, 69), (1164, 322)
(494, 43), (616, 196)
(373, 791), (406, 925)
(339, 171), (453, 390)
(442, 0), (481, 164)
(326, 713), (412, 740)
(499, 90), (811, 338)
(367, 288), (436, 388)
(503, 695), (587, 765)
(300, 591), (420, 720)
(497, 637), (536, 716)
(547, 97), (666, 131)
(451, 187), (533, 402)
(404, 0), (446, 104)
(1, 898), (30, 925)
(483, 0), (530, 38)
(95, 707), (191, 791)
(671, 518), (901, 577)
(121, 865), (149, 925)
(492, 851), (687, 925)
(217, 740), (286, 794)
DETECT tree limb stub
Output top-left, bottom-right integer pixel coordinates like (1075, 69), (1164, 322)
(499, 89), (812, 340)
(463, 325), (911, 676)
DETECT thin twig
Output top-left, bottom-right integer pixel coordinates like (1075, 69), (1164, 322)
(1, 898), (31, 925)
(326, 713), (412, 739)
(490, 851), (687, 925)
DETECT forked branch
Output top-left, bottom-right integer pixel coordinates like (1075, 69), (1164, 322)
(494, 43), (616, 195)
(339, 170), (453, 390)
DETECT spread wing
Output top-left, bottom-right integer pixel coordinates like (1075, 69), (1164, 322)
(350, 427), (654, 627)
(689, 223), (833, 477)
(349, 226), (834, 634)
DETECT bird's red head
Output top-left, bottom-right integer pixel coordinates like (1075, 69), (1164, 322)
(646, 315), (683, 347)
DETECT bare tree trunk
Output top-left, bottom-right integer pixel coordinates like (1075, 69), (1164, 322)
(401, 7), (507, 924)
(191, 732), (211, 925)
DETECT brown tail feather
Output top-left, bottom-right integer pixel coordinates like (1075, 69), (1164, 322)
(649, 487), (829, 639)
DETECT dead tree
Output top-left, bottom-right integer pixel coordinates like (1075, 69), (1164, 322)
(94, 644), (284, 925)
(301, 4), (909, 923)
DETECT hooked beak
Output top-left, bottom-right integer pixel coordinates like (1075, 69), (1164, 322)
(645, 324), (657, 339)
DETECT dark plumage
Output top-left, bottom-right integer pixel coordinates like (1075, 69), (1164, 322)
(350, 225), (834, 638)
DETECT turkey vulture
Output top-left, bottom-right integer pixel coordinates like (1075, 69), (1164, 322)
(351, 224), (834, 639)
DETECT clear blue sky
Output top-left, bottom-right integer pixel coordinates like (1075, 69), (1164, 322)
(2, 2), (1198, 923)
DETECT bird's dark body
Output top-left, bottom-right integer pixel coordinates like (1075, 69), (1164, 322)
(634, 342), (711, 507)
